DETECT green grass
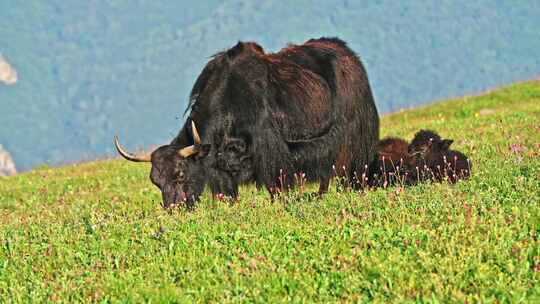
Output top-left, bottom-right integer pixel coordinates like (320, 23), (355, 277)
(1, 80), (540, 303)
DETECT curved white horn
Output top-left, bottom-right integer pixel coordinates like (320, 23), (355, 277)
(191, 121), (201, 144)
(179, 145), (198, 158)
(114, 136), (151, 162)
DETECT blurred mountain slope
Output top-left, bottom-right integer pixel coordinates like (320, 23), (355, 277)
(0, 1), (539, 170)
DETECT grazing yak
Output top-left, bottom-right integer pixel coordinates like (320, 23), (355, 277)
(115, 37), (380, 208)
(367, 130), (471, 187)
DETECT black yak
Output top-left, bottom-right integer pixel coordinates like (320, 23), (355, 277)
(409, 130), (471, 183)
(114, 37), (379, 208)
(367, 137), (416, 187)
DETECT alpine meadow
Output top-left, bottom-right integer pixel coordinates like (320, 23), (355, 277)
(1, 80), (539, 302)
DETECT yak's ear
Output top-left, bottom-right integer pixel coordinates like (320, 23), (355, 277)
(440, 139), (454, 150)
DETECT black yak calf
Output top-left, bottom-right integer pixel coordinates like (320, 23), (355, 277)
(409, 130), (471, 183)
(368, 130), (471, 187)
(367, 137), (416, 187)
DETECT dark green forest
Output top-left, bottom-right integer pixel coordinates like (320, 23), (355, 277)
(1, 1), (539, 171)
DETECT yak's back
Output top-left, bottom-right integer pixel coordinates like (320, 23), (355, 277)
(183, 38), (366, 144)
(265, 37), (361, 142)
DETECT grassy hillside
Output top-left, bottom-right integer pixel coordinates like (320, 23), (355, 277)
(1, 81), (539, 302)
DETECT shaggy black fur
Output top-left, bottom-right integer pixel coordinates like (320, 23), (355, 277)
(154, 37), (380, 207)
(368, 137), (413, 187)
(409, 130), (471, 183)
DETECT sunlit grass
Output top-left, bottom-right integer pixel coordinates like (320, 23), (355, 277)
(1, 80), (539, 302)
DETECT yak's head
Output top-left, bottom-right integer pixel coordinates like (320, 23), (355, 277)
(408, 130), (453, 155)
(114, 122), (209, 209)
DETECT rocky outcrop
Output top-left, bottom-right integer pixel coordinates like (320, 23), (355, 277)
(0, 54), (18, 85)
(0, 145), (17, 176)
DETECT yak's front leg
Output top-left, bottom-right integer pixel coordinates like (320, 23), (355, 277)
(263, 169), (295, 201)
(209, 171), (239, 202)
(318, 167), (332, 196)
